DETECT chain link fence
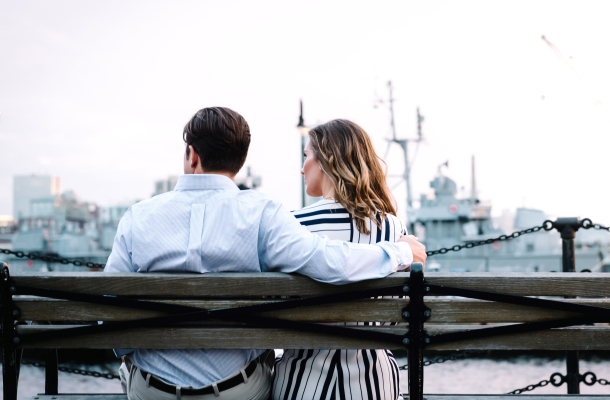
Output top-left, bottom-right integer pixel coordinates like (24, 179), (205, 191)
(2, 218), (609, 268)
(19, 359), (120, 380)
(508, 371), (610, 395)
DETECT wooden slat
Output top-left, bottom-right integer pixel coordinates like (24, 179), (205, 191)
(10, 272), (610, 297)
(27, 396), (610, 400)
(420, 397), (609, 399)
(15, 298), (407, 322)
(30, 396), (126, 400)
(16, 324), (610, 350)
(425, 298), (610, 323)
(16, 297), (610, 323)
(422, 397), (609, 399)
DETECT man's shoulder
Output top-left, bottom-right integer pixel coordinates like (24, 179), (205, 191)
(129, 191), (176, 211)
(129, 189), (281, 213)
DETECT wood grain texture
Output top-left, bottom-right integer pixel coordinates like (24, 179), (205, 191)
(15, 297), (407, 322)
(16, 297), (610, 323)
(30, 396), (126, 400)
(11, 272), (610, 297)
(26, 396), (610, 400)
(16, 324), (610, 350)
(27, 396), (609, 400)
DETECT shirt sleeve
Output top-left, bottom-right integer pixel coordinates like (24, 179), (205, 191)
(258, 201), (412, 284)
(104, 208), (136, 273)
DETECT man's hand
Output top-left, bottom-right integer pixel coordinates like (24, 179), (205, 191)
(398, 235), (427, 268)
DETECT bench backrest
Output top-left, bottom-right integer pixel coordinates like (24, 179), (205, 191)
(10, 271), (610, 351)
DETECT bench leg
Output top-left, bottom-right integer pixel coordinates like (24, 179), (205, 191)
(2, 345), (19, 400)
(45, 349), (59, 395)
(1, 264), (18, 400)
(407, 263), (426, 400)
(566, 350), (580, 394)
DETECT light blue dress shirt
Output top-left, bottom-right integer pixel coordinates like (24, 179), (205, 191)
(105, 174), (412, 387)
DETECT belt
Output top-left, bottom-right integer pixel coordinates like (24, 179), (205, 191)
(139, 359), (258, 396)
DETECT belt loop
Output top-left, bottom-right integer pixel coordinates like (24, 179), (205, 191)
(240, 367), (249, 384)
(212, 383), (220, 397)
(176, 386), (182, 400)
(145, 373), (151, 388)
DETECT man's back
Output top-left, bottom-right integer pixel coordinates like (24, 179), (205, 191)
(110, 174), (269, 274)
(105, 174), (273, 386)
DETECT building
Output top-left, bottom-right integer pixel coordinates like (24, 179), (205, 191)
(13, 175), (61, 219)
(153, 176), (179, 196)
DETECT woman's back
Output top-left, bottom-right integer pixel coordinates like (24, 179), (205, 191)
(272, 199), (406, 400)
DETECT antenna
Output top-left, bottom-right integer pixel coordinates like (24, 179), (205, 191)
(470, 155), (477, 204)
(379, 81), (424, 230)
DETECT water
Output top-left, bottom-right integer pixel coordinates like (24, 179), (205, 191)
(395, 356), (610, 396)
(2, 357), (609, 399)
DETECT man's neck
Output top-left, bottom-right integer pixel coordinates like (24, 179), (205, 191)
(191, 169), (236, 182)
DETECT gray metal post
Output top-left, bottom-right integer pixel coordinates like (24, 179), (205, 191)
(554, 217), (580, 394)
(301, 134), (306, 208)
(1, 264), (18, 400)
(406, 262), (426, 400)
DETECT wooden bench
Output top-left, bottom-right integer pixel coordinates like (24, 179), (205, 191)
(1, 264), (609, 400)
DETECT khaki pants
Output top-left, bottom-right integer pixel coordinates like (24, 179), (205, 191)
(119, 357), (271, 400)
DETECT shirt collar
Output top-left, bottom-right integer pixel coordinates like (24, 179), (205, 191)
(174, 174), (240, 192)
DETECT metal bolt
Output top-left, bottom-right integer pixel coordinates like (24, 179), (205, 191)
(424, 338), (430, 344)
(12, 309), (19, 317)
(403, 338), (410, 345)
(403, 311), (410, 318)
(425, 286), (430, 292)
(423, 310), (431, 318)
(402, 285), (410, 293)
(9, 286), (16, 293)
(13, 337), (20, 344)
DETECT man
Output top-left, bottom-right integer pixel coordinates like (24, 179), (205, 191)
(105, 107), (427, 400)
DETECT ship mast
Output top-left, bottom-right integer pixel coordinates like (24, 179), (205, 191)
(382, 81), (424, 230)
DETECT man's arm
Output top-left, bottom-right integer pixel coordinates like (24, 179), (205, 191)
(103, 208), (136, 358)
(258, 201), (419, 284)
(104, 208), (136, 273)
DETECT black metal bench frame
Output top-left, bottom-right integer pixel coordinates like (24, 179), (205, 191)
(2, 264), (610, 400)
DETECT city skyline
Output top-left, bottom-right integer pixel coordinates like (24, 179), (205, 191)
(1, 1), (610, 224)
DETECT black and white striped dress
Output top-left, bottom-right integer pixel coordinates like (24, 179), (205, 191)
(272, 199), (407, 400)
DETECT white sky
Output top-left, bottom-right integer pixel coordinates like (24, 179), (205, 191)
(1, 0), (610, 224)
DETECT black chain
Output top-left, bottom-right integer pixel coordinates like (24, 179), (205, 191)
(581, 218), (610, 232)
(426, 221), (555, 257)
(1, 219), (608, 267)
(398, 350), (484, 370)
(0, 249), (105, 269)
(507, 371), (610, 395)
(19, 359), (120, 380)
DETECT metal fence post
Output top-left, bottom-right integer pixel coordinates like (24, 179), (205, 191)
(406, 262), (426, 400)
(45, 349), (59, 395)
(553, 217), (581, 394)
(1, 264), (19, 400)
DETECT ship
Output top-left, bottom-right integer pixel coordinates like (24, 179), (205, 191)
(412, 159), (609, 272)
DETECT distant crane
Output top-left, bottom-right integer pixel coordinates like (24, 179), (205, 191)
(541, 35), (605, 109)
(376, 81), (424, 230)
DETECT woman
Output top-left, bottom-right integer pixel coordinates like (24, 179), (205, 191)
(272, 119), (406, 400)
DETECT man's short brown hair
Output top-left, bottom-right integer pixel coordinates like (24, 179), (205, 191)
(183, 107), (251, 175)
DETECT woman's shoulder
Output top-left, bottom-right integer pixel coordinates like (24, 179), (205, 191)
(291, 199), (344, 217)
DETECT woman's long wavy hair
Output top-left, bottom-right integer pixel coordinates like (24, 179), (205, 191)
(308, 119), (397, 235)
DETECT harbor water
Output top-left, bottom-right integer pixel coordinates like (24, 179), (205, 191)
(2, 354), (609, 399)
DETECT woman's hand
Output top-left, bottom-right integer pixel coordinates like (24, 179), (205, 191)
(398, 235), (427, 267)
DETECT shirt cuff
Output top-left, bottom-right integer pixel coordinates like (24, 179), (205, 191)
(394, 241), (414, 272)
